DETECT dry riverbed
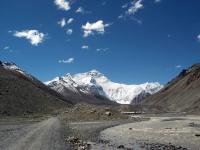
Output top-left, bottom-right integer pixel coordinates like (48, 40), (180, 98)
(62, 120), (142, 149)
(98, 116), (200, 150)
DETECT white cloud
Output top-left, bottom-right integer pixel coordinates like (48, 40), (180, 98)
(83, 30), (93, 37)
(126, 0), (144, 15)
(82, 20), (111, 37)
(54, 0), (70, 11)
(66, 29), (73, 35)
(13, 30), (46, 46)
(176, 65), (183, 68)
(197, 34), (200, 42)
(67, 18), (74, 24)
(58, 18), (66, 28)
(82, 45), (89, 49)
(58, 58), (74, 64)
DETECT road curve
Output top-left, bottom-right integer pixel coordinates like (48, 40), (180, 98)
(0, 117), (67, 150)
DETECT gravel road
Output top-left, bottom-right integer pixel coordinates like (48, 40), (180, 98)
(0, 117), (68, 150)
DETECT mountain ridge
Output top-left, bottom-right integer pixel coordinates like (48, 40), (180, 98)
(46, 70), (163, 104)
(0, 61), (72, 116)
(142, 63), (200, 114)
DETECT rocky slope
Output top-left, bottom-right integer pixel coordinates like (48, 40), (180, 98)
(142, 63), (200, 114)
(0, 61), (72, 116)
(45, 70), (163, 104)
(131, 91), (151, 105)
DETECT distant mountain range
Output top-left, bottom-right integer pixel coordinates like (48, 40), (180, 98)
(142, 63), (200, 114)
(45, 70), (163, 104)
(2, 60), (200, 115)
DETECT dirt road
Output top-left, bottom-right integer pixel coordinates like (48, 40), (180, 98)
(0, 117), (68, 150)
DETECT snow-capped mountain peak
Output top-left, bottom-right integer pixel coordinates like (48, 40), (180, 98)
(86, 70), (105, 78)
(46, 70), (163, 104)
(1, 61), (24, 74)
(0, 61), (35, 80)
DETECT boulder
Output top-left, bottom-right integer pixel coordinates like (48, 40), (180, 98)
(105, 111), (111, 116)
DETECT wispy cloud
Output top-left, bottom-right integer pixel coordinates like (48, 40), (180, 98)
(3, 46), (9, 50)
(118, 15), (124, 19)
(96, 48), (109, 52)
(76, 7), (91, 14)
(76, 7), (84, 13)
(58, 18), (66, 28)
(13, 30), (46, 46)
(1, 46), (14, 53)
(58, 58), (74, 64)
(155, 0), (161, 3)
(119, 0), (144, 24)
(126, 0), (144, 15)
(197, 34), (200, 42)
(176, 65), (183, 69)
(102, 1), (106, 6)
(66, 29), (73, 35)
(67, 18), (74, 24)
(82, 20), (111, 37)
(54, 0), (70, 11)
(122, 3), (128, 8)
(81, 45), (89, 49)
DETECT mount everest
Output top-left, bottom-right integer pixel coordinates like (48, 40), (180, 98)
(45, 70), (163, 104)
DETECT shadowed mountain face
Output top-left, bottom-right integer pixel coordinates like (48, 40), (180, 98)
(46, 79), (117, 105)
(142, 63), (200, 114)
(131, 91), (151, 105)
(0, 61), (72, 116)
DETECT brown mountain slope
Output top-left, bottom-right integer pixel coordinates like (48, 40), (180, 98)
(142, 63), (200, 114)
(0, 64), (72, 116)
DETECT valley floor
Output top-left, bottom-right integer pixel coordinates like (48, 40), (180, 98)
(0, 115), (200, 150)
(99, 116), (200, 150)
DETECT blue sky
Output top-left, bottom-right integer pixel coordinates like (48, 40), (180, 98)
(1, 0), (200, 84)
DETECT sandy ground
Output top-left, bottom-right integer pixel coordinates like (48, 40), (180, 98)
(99, 116), (200, 150)
(0, 117), (68, 150)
